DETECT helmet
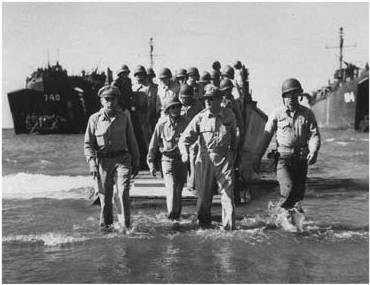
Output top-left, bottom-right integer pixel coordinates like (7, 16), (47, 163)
(281, 78), (303, 95)
(163, 96), (182, 112)
(98, 85), (120, 98)
(221, 65), (234, 79)
(203, 84), (222, 99)
(212, 61), (221, 71)
(186, 66), (199, 77)
(158, 67), (172, 79)
(233, 60), (242, 69)
(199, 71), (211, 83)
(179, 84), (194, 98)
(219, 78), (234, 91)
(146, 67), (156, 78)
(116, 64), (130, 75)
(175, 68), (187, 78)
(134, 65), (147, 76)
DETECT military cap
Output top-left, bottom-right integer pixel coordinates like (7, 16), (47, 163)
(282, 78), (303, 96)
(199, 71), (211, 83)
(163, 96), (182, 113)
(221, 65), (235, 78)
(116, 64), (130, 75)
(158, 67), (172, 79)
(175, 68), (187, 78)
(186, 66), (199, 76)
(134, 65), (147, 76)
(203, 84), (222, 99)
(219, 78), (234, 91)
(98, 85), (121, 98)
(179, 84), (194, 98)
(146, 67), (156, 77)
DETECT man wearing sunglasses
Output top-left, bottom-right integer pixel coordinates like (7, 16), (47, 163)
(255, 78), (320, 228)
(147, 97), (188, 220)
(179, 84), (237, 230)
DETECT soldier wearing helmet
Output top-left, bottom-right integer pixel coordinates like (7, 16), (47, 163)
(174, 68), (187, 86)
(210, 70), (221, 87)
(157, 67), (180, 119)
(147, 96), (188, 220)
(255, 78), (321, 231)
(179, 84), (204, 194)
(131, 65), (153, 169)
(145, 67), (159, 132)
(186, 67), (202, 101)
(84, 85), (140, 231)
(179, 84), (237, 230)
(111, 64), (133, 111)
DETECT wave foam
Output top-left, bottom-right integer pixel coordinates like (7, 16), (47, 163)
(3, 232), (89, 246)
(2, 173), (93, 200)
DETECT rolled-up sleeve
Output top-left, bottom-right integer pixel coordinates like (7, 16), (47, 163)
(84, 115), (97, 162)
(147, 124), (160, 164)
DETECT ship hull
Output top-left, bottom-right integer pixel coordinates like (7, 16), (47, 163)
(311, 75), (369, 131)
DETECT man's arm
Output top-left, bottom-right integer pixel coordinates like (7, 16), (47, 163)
(147, 123), (160, 175)
(178, 115), (201, 163)
(307, 110), (321, 164)
(257, 110), (278, 160)
(84, 115), (98, 177)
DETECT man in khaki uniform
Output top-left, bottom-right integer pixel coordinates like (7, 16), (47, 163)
(147, 97), (188, 220)
(84, 85), (140, 230)
(146, 67), (159, 131)
(179, 85), (237, 230)
(256, 78), (320, 215)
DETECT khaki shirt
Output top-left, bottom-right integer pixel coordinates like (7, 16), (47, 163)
(84, 108), (140, 164)
(147, 115), (188, 162)
(264, 105), (321, 153)
(179, 108), (237, 155)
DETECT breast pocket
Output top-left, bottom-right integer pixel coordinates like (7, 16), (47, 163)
(95, 129), (108, 147)
(277, 119), (291, 131)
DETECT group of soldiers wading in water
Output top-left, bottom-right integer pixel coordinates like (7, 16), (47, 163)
(84, 60), (321, 232)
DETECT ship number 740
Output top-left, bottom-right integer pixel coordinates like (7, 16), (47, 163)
(44, 94), (61, 102)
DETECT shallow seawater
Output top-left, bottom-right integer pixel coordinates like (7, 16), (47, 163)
(2, 128), (369, 283)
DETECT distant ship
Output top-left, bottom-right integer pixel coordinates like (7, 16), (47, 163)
(309, 27), (369, 132)
(7, 61), (111, 134)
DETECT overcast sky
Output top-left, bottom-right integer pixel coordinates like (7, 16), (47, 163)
(2, 2), (369, 128)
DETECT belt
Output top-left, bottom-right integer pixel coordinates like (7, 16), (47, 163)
(277, 145), (308, 155)
(162, 149), (181, 159)
(97, 150), (128, 158)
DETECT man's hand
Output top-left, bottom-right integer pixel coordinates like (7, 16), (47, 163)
(307, 151), (318, 165)
(181, 153), (189, 164)
(89, 159), (98, 178)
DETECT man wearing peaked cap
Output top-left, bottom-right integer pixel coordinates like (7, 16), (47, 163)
(147, 96), (188, 220)
(179, 83), (237, 230)
(112, 64), (133, 111)
(84, 84), (140, 231)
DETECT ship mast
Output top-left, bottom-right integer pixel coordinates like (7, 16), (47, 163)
(149, 37), (154, 68)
